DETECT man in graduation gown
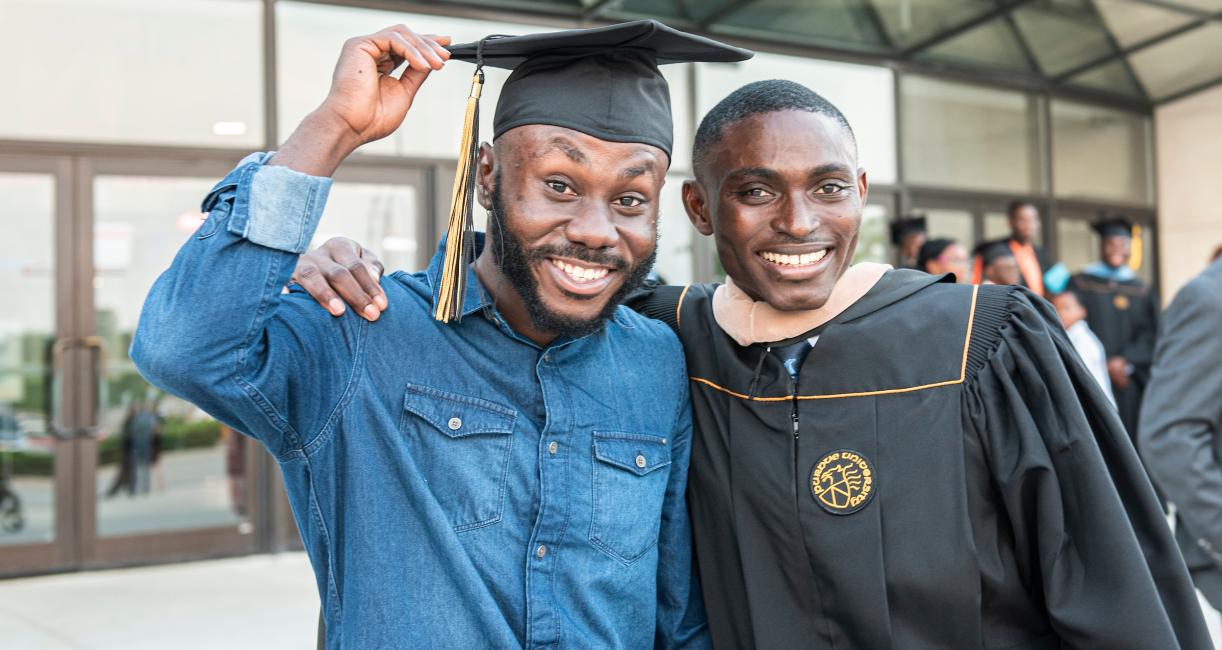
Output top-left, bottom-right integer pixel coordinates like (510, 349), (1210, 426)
(1070, 217), (1159, 441)
(300, 79), (1209, 648)
(971, 200), (1054, 295)
(131, 21), (751, 648)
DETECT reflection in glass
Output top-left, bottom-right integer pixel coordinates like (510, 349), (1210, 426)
(93, 176), (249, 537)
(0, 173), (56, 546)
(1052, 101), (1151, 205)
(901, 76), (1036, 193)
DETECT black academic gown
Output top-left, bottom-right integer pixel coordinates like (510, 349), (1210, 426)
(632, 270), (1207, 649)
(1070, 269), (1158, 440)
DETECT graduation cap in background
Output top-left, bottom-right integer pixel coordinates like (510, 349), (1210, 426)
(889, 216), (927, 246)
(1092, 213), (1144, 270)
(973, 240), (1015, 267)
(433, 20), (753, 322)
(1091, 214), (1134, 239)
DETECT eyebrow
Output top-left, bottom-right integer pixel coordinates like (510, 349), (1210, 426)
(723, 167), (781, 182)
(543, 138), (587, 164)
(809, 162), (855, 178)
(619, 164), (657, 180)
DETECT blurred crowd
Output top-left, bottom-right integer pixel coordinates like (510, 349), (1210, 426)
(895, 203), (1222, 621)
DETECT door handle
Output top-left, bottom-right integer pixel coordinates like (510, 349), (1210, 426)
(43, 336), (107, 438)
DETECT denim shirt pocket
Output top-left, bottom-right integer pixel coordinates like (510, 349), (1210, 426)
(400, 383), (517, 532)
(589, 431), (672, 564)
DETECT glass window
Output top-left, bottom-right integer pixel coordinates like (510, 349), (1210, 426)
(653, 174), (695, 286)
(922, 209), (975, 248)
(1051, 101), (1152, 205)
(695, 54), (897, 185)
(312, 182), (422, 274)
(1010, 0), (1118, 77)
(917, 18), (1035, 73)
(1095, 0), (1196, 49)
(703, 0), (890, 52)
(1129, 23), (1222, 100)
(901, 76), (1037, 193)
(93, 175), (250, 537)
(983, 211), (1012, 242)
(0, 0), (264, 147)
(0, 173), (56, 546)
(853, 203), (891, 264)
(872, 0), (1000, 49)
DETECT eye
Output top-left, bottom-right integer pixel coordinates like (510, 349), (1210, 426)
(814, 183), (848, 195)
(737, 187), (773, 199)
(615, 196), (645, 208)
(545, 180), (574, 195)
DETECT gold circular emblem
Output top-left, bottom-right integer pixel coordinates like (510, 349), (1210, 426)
(1113, 294), (1130, 311)
(810, 449), (876, 515)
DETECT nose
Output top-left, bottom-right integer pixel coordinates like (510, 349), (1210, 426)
(564, 204), (620, 251)
(770, 192), (821, 239)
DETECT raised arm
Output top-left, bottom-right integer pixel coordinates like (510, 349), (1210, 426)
(131, 26), (449, 456)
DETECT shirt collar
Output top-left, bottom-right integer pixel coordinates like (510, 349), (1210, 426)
(426, 232), (492, 320)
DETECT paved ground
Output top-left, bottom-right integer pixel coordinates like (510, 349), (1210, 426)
(0, 552), (318, 650)
(0, 549), (1219, 648)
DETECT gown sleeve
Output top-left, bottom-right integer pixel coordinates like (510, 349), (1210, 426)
(963, 285), (1211, 649)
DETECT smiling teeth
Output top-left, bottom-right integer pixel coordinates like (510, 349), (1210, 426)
(550, 259), (610, 282)
(761, 250), (828, 266)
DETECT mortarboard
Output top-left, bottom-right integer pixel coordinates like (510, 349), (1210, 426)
(1091, 214), (1134, 239)
(433, 20), (752, 322)
(973, 241), (1014, 267)
(889, 216), (927, 246)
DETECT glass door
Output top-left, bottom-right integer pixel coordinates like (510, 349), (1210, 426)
(0, 155), (81, 575)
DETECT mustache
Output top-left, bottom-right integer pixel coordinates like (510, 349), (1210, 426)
(527, 243), (628, 272)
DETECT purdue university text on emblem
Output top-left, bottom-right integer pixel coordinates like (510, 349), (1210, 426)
(810, 449), (876, 515)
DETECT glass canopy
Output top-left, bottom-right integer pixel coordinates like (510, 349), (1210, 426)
(431, 0), (1222, 105)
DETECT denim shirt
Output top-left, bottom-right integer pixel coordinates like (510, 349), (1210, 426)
(130, 153), (706, 649)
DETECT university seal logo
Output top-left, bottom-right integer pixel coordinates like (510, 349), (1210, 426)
(810, 449), (875, 515)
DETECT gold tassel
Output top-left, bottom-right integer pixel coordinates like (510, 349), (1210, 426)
(435, 70), (484, 322)
(1129, 224), (1143, 271)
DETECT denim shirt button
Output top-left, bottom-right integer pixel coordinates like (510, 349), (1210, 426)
(635, 454), (647, 468)
(547, 441), (558, 455)
(447, 417), (462, 431)
(536, 544), (548, 558)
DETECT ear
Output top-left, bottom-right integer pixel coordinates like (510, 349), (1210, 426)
(475, 142), (496, 210)
(856, 167), (870, 205)
(682, 179), (715, 237)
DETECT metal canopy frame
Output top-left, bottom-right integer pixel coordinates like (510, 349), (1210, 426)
(434, 0), (1222, 107)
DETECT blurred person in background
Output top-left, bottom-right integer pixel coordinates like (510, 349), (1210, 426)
(889, 216), (925, 270)
(1070, 215), (1158, 443)
(972, 200), (1053, 296)
(973, 240), (1021, 286)
(1140, 255), (1222, 618)
(1051, 290), (1114, 406)
(917, 237), (969, 283)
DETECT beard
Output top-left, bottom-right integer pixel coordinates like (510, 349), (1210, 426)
(486, 178), (656, 339)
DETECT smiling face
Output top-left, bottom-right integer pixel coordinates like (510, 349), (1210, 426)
(685, 110), (865, 312)
(1102, 234), (1131, 268)
(474, 125), (666, 342)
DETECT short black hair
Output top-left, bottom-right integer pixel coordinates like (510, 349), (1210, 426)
(692, 79), (857, 178)
(1007, 199), (1036, 218)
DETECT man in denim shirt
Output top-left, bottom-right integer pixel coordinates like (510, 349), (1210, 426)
(130, 23), (746, 648)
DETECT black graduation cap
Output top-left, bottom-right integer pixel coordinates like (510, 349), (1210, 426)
(433, 20), (753, 322)
(889, 216), (927, 245)
(1092, 214), (1134, 239)
(973, 240), (1014, 266)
